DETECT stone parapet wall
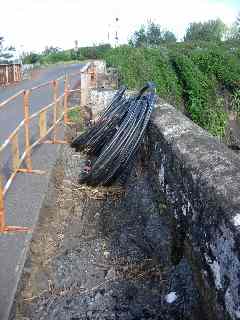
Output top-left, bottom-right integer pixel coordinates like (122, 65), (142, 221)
(148, 103), (240, 320)
(89, 89), (117, 118)
(93, 60), (107, 74)
(78, 62), (240, 319)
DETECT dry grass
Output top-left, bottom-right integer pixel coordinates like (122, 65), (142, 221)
(72, 182), (125, 200)
(22, 258), (164, 303)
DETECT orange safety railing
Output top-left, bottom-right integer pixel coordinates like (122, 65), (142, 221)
(0, 62), (97, 233)
(0, 64), (22, 86)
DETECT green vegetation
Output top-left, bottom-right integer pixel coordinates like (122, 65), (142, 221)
(0, 36), (16, 63)
(231, 89), (240, 115)
(22, 44), (111, 65)
(21, 17), (240, 139)
(68, 107), (83, 123)
(102, 42), (240, 138)
(184, 19), (226, 42)
(227, 12), (240, 40)
(104, 46), (183, 106)
(129, 21), (177, 47)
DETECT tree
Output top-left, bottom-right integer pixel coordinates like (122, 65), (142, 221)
(42, 46), (61, 55)
(162, 30), (177, 43)
(0, 36), (4, 47)
(129, 26), (148, 47)
(0, 36), (16, 63)
(184, 19), (226, 42)
(22, 52), (41, 64)
(146, 22), (163, 46)
(237, 12), (240, 26)
(229, 12), (240, 40)
(129, 22), (177, 47)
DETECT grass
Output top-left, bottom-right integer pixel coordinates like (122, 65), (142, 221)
(67, 107), (83, 123)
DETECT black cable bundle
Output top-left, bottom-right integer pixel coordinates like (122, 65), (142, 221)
(71, 86), (128, 154)
(71, 82), (157, 186)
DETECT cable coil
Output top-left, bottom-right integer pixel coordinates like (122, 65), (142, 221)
(71, 82), (157, 186)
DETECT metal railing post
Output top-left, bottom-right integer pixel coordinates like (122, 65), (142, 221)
(23, 90), (32, 171)
(52, 80), (59, 142)
(6, 66), (9, 85)
(64, 75), (69, 124)
(80, 71), (88, 107)
(0, 175), (5, 232)
(90, 64), (97, 88)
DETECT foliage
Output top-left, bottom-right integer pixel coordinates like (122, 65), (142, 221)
(163, 31), (177, 43)
(40, 50), (72, 64)
(42, 46), (61, 55)
(68, 107), (82, 122)
(189, 46), (240, 91)
(231, 89), (240, 114)
(19, 27), (240, 140)
(22, 50), (70, 64)
(0, 36), (16, 63)
(74, 44), (111, 60)
(68, 107), (84, 131)
(22, 44), (111, 65)
(170, 53), (217, 129)
(227, 12), (240, 40)
(129, 26), (147, 47)
(129, 21), (177, 47)
(184, 19), (226, 42)
(206, 97), (227, 138)
(103, 43), (234, 138)
(104, 46), (182, 106)
(22, 52), (41, 64)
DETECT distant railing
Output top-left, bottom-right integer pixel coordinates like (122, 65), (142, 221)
(0, 64), (22, 86)
(0, 62), (97, 233)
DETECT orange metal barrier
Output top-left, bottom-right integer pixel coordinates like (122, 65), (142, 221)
(0, 64), (22, 86)
(0, 62), (97, 233)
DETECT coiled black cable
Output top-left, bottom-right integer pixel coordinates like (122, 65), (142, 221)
(71, 82), (157, 186)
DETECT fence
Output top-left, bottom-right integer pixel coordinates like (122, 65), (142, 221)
(0, 62), (97, 233)
(0, 64), (22, 86)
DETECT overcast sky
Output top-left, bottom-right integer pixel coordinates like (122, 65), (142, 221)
(1, 0), (239, 53)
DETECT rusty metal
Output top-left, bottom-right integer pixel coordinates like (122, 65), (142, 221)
(23, 90), (32, 171)
(90, 65), (97, 88)
(80, 72), (88, 107)
(0, 62), (94, 233)
(0, 90), (24, 109)
(64, 75), (69, 124)
(30, 80), (51, 92)
(0, 170), (30, 233)
(17, 169), (45, 174)
(0, 64), (22, 87)
(0, 175), (5, 232)
(11, 132), (20, 171)
(52, 80), (59, 143)
(39, 110), (47, 139)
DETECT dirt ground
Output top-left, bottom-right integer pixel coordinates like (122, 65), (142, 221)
(11, 136), (202, 320)
(11, 79), (203, 319)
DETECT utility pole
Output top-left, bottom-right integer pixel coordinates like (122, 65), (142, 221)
(74, 40), (78, 52)
(115, 17), (119, 47)
(107, 24), (111, 43)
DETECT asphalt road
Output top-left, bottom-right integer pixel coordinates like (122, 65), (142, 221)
(0, 63), (83, 183)
(0, 63), (84, 320)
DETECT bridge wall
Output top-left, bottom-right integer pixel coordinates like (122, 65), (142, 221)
(148, 104), (240, 320)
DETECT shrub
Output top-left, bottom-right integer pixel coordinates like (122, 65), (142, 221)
(104, 46), (183, 106)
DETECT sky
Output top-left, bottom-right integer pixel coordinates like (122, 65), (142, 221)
(0, 0), (239, 54)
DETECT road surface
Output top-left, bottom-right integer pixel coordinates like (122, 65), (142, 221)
(0, 63), (84, 182)
(0, 63), (84, 320)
